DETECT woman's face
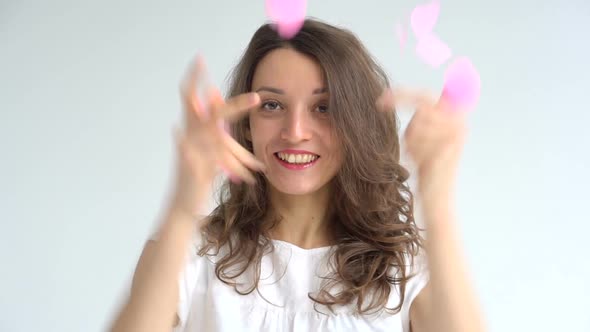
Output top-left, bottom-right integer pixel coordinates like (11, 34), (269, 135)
(247, 48), (343, 195)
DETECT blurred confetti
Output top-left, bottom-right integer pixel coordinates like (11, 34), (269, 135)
(265, 0), (307, 39)
(442, 57), (481, 110)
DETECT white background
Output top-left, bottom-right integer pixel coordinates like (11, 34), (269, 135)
(1, 0), (589, 331)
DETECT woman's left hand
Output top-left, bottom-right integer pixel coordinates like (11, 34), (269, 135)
(377, 88), (468, 211)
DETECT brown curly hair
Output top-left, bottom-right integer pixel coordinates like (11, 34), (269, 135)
(198, 18), (424, 315)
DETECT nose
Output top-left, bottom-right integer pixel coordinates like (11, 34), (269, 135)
(280, 105), (313, 143)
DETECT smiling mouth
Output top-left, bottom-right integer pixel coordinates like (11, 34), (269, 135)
(274, 152), (320, 163)
(273, 152), (320, 170)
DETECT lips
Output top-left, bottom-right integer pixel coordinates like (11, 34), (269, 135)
(275, 149), (320, 156)
(271, 147), (322, 171)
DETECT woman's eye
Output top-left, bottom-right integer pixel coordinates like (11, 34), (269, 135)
(316, 105), (329, 114)
(261, 101), (281, 111)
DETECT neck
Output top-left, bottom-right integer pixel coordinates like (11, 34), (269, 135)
(267, 183), (335, 249)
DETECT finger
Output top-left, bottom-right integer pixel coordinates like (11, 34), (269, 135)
(405, 114), (452, 145)
(218, 163), (243, 184)
(215, 92), (261, 122)
(394, 86), (469, 115)
(216, 148), (257, 184)
(219, 128), (266, 172)
(206, 87), (226, 121)
(180, 56), (204, 109)
(392, 87), (438, 110)
(180, 56), (208, 128)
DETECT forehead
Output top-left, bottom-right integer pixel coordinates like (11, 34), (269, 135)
(251, 48), (326, 90)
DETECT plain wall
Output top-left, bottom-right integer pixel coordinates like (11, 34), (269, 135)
(1, 0), (589, 331)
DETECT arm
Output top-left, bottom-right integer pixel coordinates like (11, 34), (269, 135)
(409, 204), (486, 332)
(380, 88), (486, 332)
(108, 55), (265, 332)
(108, 55), (264, 332)
(109, 209), (200, 332)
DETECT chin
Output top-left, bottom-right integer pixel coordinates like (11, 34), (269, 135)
(267, 178), (326, 196)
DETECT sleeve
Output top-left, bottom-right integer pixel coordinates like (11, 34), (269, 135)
(400, 253), (430, 332)
(148, 221), (204, 331)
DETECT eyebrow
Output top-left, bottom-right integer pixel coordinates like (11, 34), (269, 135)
(255, 86), (328, 95)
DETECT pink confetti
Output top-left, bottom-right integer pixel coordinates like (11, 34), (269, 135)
(395, 23), (407, 51)
(442, 57), (481, 110)
(265, 0), (307, 39)
(410, 0), (440, 39)
(415, 34), (452, 68)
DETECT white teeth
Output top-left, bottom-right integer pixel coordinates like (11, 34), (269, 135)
(277, 152), (318, 164)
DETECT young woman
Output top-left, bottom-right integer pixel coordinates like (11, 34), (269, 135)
(110, 19), (485, 332)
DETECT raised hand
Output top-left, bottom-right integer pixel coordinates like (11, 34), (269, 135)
(377, 87), (467, 206)
(169, 56), (266, 216)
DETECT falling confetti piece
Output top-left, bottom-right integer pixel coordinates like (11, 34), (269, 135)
(265, 0), (307, 39)
(415, 34), (452, 68)
(442, 57), (481, 110)
(395, 1), (481, 110)
(406, 0), (451, 68)
(410, 0), (440, 39)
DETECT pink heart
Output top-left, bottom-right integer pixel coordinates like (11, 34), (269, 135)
(265, 0), (307, 39)
(442, 57), (481, 110)
(410, 0), (440, 39)
(415, 34), (452, 68)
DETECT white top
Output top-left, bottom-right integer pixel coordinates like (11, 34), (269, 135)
(164, 229), (429, 332)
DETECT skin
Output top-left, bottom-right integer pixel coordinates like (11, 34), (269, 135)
(379, 88), (485, 332)
(109, 57), (266, 332)
(109, 49), (486, 332)
(246, 48), (343, 249)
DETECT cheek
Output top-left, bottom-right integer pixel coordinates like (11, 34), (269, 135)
(324, 130), (342, 159)
(249, 119), (271, 155)
(333, 147), (344, 169)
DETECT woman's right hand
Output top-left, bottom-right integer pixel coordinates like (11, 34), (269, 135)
(168, 55), (266, 217)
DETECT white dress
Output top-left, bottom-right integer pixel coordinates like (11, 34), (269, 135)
(168, 229), (429, 332)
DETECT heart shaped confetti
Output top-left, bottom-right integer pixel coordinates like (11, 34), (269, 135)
(442, 57), (481, 110)
(393, 1), (481, 111)
(405, 0), (452, 68)
(410, 0), (440, 39)
(415, 33), (452, 68)
(265, 0), (307, 39)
